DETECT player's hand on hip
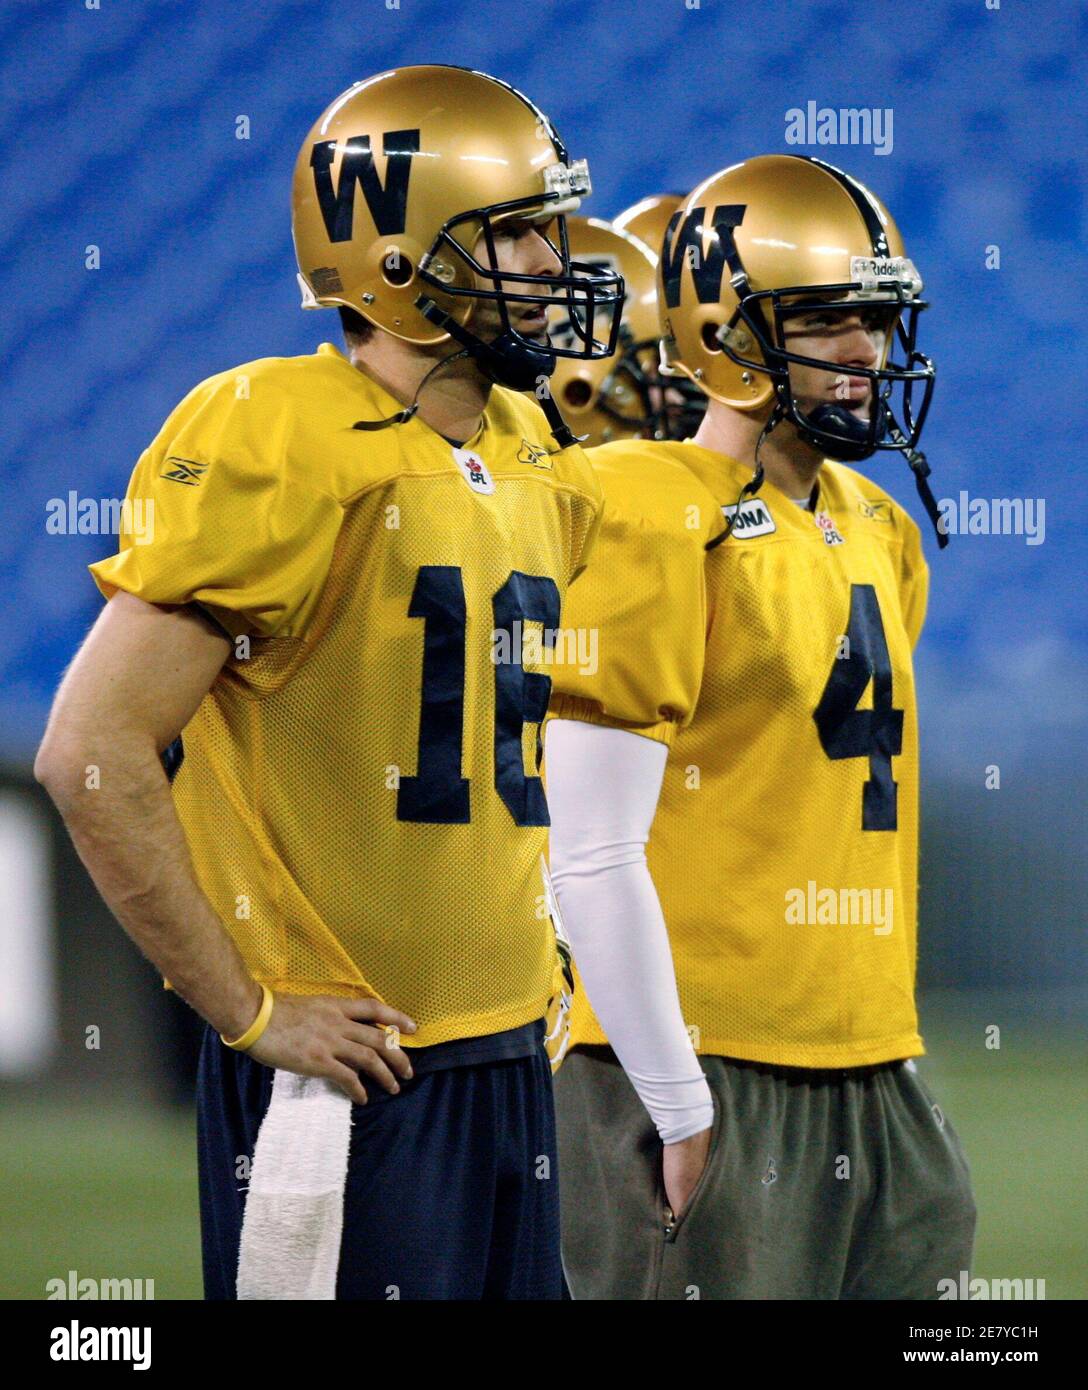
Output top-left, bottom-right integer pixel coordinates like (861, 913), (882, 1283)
(247, 994), (418, 1104)
(662, 1125), (713, 1222)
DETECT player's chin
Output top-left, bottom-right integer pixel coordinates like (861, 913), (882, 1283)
(804, 393), (871, 420)
(516, 311), (550, 342)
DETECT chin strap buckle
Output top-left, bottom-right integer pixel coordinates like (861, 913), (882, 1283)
(907, 449), (948, 550)
(886, 422), (948, 550)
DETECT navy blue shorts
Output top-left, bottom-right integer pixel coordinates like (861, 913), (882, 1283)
(196, 1020), (563, 1300)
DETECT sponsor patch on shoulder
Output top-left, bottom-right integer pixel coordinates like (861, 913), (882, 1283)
(452, 447), (495, 495)
(722, 497), (776, 537)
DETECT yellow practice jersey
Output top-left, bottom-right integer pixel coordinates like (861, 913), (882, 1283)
(91, 342), (602, 1047)
(549, 439), (929, 1068)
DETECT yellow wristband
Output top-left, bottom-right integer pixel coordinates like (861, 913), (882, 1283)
(221, 984), (274, 1052)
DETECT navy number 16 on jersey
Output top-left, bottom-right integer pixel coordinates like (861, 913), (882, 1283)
(397, 565), (561, 827)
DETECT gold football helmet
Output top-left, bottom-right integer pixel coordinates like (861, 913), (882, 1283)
(659, 155), (941, 537)
(548, 217), (666, 445)
(613, 194), (683, 259)
(291, 66), (624, 393)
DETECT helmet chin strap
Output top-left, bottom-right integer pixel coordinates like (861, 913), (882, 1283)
(351, 347), (471, 432)
(750, 403), (784, 496)
(886, 422), (949, 550)
(788, 395), (948, 549)
(717, 404), (777, 545)
(351, 303), (582, 451)
(416, 294), (556, 391)
(415, 295), (581, 449)
(798, 400), (888, 463)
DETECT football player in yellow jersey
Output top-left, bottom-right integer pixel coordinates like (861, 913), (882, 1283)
(546, 155), (976, 1299)
(612, 197), (709, 438)
(550, 214), (706, 445)
(549, 216), (669, 446)
(34, 65), (624, 1301)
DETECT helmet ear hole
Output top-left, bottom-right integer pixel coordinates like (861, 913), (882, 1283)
(562, 379), (593, 408)
(382, 255), (414, 287)
(701, 322), (724, 353)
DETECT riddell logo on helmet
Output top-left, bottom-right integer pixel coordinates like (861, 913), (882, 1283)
(850, 255), (921, 292)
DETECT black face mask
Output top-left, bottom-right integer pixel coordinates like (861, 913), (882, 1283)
(414, 201), (624, 381)
(794, 396), (890, 464)
(720, 289), (947, 549)
(416, 301), (559, 394)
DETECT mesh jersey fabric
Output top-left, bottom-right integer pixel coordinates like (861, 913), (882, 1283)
(548, 438), (928, 1068)
(91, 342), (602, 1046)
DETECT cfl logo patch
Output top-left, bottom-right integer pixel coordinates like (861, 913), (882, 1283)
(452, 448), (495, 495)
(814, 509), (846, 546)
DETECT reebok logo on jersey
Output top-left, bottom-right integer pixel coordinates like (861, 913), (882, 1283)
(722, 498), (776, 537)
(161, 457), (209, 486)
(452, 448), (495, 495)
(858, 498), (892, 523)
(517, 438), (553, 470)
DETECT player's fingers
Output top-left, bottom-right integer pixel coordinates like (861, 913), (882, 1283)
(336, 1041), (402, 1095)
(343, 1022), (414, 1080)
(328, 1061), (369, 1106)
(340, 997), (418, 1035)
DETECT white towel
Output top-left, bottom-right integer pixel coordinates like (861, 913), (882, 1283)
(236, 1069), (353, 1300)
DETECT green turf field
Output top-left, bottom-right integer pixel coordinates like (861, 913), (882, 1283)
(2, 1096), (203, 1299)
(2, 991), (1084, 1300)
(910, 990), (1087, 1301)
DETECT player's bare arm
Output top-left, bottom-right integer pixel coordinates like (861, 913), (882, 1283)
(34, 591), (417, 1104)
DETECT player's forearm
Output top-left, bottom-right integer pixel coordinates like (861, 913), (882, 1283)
(553, 843), (714, 1144)
(36, 726), (262, 1039)
(546, 719), (714, 1144)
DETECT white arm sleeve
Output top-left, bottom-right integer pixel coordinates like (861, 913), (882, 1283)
(545, 718), (714, 1144)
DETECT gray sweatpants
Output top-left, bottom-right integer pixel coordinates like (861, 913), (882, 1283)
(555, 1046), (976, 1300)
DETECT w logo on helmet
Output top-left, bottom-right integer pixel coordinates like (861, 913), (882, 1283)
(309, 129), (421, 241)
(661, 204), (746, 309)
